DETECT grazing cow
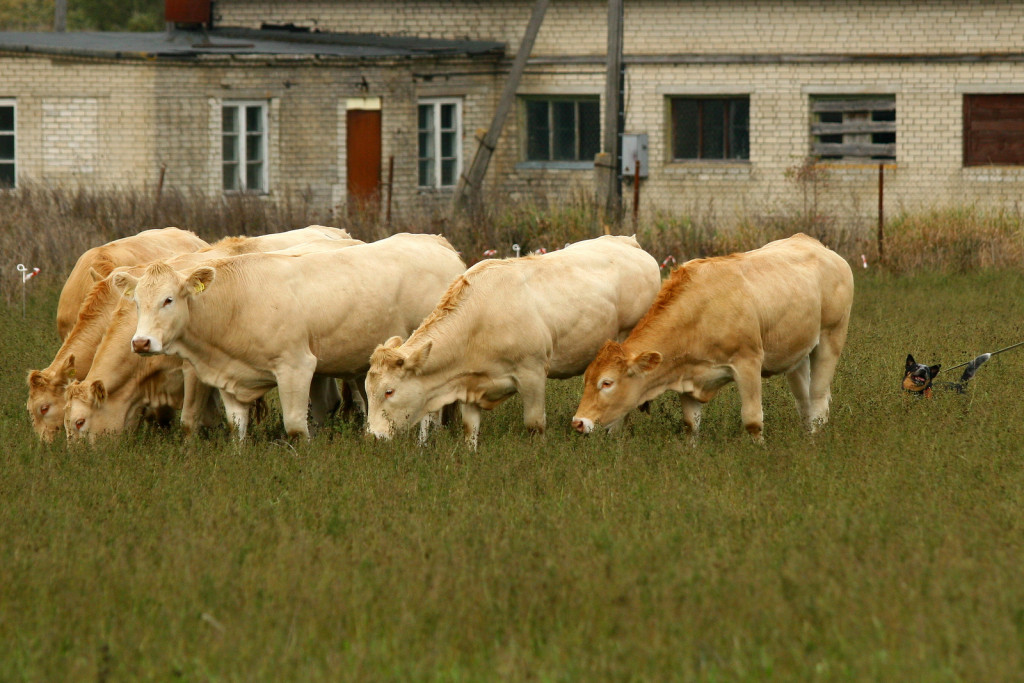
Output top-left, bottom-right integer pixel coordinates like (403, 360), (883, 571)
(56, 227), (209, 340)
(63, 231), (364, 441)
(365, 235), (662, 448)
(571, 233), (854, 441)
(27, 227), (209, 441)
(115, 233), (465, 439)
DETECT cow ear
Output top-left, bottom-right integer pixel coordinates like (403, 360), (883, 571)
(929, 364), (941, 378)
(384, 336), (403, 350)
(112, 272), (138, 299)
(404, 341), (432, 372)
(90, 380), (107, 406)
(629, 351), (662, 374)
(187, 267), (215, 295)
(60, 354), (77, 383)
(88, 267), (105, 282)
(27, 369), (46, 389)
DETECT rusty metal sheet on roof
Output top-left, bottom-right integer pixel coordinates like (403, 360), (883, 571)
(0, 28), (504, 61)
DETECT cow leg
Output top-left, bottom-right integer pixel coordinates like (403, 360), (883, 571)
(679, 393), (703, 437)
(309, 375), (341, 426)
(220, 391), (251, 440)
(517, 370), (547, 435)
(278, 369), (314, 439)
(732, 361), (765, 441)
(180, 364), (214, 435)
(418, 411), (441, 445)
(344, 377), (367, 420)
(785, 356), (813, 429)
(460, 402), (482, 450)
(807, 333), (845, 431)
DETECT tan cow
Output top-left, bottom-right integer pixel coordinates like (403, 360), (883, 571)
(63, 231), (364, 442)
(56, 227), (208, 340)
(114, 233), (465, 440)
(571, 233), (854, 441)
(365, 235), (662, 448)
(27, 227), (209, 441)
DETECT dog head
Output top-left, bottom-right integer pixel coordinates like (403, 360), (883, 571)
(903, 354), (941, 397)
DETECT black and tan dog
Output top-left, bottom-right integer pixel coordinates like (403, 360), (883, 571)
(903, 353), (982, 397)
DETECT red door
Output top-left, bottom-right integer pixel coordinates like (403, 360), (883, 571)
(347, 107), (382, 217)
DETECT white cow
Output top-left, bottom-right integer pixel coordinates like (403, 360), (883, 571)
(115, 233), (465, 439)
(365, 235), (662, 448)
(63, 232), (364, 441)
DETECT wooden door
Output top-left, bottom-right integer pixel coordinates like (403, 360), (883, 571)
(346, 105), (382, 217)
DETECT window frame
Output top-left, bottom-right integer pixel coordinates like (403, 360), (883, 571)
(417, 97), (463, 190)
(222, 100), (268, 194)
(810, 96), (896, 162)
(669, 95), (750, 163)
(519, 95), (600, 168)
(0, 99), (16, 188)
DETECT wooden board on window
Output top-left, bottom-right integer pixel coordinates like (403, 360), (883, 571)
(964, 94), (1024, 165)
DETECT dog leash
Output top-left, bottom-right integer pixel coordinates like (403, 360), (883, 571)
(945, 339), (1024, 375)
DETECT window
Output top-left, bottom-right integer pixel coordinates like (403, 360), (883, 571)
(0, 101), (15, 187)
(523, 96), (600, 163)
(418, 98), (462, 188)
(222, 102), (267, 193)
(811, 96), (896, 161)
(964, 94), (1024, 166)
(670, 97), (749, 161)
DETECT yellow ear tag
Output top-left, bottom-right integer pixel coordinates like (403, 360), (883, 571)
(194, 281), (205, 294)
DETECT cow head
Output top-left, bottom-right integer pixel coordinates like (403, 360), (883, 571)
(365, 336), (435, 439)
(63, 379), (111, 443)
(25, 354), (77, 442)
(572, 340), (661, 434)
(115, 263), (214, 356)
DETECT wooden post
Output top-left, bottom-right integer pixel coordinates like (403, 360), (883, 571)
(385, 156), (395, 226)
(54, 0), (66, 32)
(877, 163), (885, 264)
(632, 161), (640, 232)
(601, 0), (624, 226)
(453, 0), (549, 215)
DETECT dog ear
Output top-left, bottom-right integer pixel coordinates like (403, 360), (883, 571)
(929, 364), (941, 378)
(905, 354), (917, 372)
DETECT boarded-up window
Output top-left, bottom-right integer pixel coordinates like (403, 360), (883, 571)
(670, 97), (749, 161)
(0, 101), (13, 188)
(811, 96), (895, 161)
(964, 95), (1024, 166)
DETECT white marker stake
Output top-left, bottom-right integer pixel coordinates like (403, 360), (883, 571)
(16, 264), (39, 318)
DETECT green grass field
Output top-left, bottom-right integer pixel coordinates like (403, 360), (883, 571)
(3, 269), (1024, 681)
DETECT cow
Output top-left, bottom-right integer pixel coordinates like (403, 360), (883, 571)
(365, 235), (662, 448)
(62, 231), (364, 442)
(570, 233), (854, 441)
(114, 233), (466, 440)
(56, 227), (209, 341)
(27, 227), (209, 441)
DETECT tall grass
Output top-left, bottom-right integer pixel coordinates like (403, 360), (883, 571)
(3, 270), (1024, 680)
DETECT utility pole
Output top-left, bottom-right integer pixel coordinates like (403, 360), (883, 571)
(453, 0), (549, 215)
(599, 0), (624, 228)
(54, 0), (67, 32)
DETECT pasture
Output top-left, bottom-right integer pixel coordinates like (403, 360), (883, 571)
(2, 268), (1024, 681)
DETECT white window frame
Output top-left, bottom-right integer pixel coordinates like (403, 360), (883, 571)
(222, 100), (268, 194)
(0, 99), (16, 188)
(417, 97), (463, 190)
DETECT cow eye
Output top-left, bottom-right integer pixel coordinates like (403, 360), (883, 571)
(75, 418), (85, 430)
(39, 404), (49, 415)
(162, 297), (173, 307)
(600, 379), (614, 389)
(384, 388), (394, 398)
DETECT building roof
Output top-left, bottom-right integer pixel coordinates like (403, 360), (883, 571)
(0, 27), (505, 61)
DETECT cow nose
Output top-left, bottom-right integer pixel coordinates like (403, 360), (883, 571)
(132, 337), (150, 354)
(572, 418), (587, 434)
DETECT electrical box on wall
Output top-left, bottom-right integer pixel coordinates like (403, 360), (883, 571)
(621, 134), (649, 178)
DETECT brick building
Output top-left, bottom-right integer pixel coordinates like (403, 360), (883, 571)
(3, 0), (1024, 224)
